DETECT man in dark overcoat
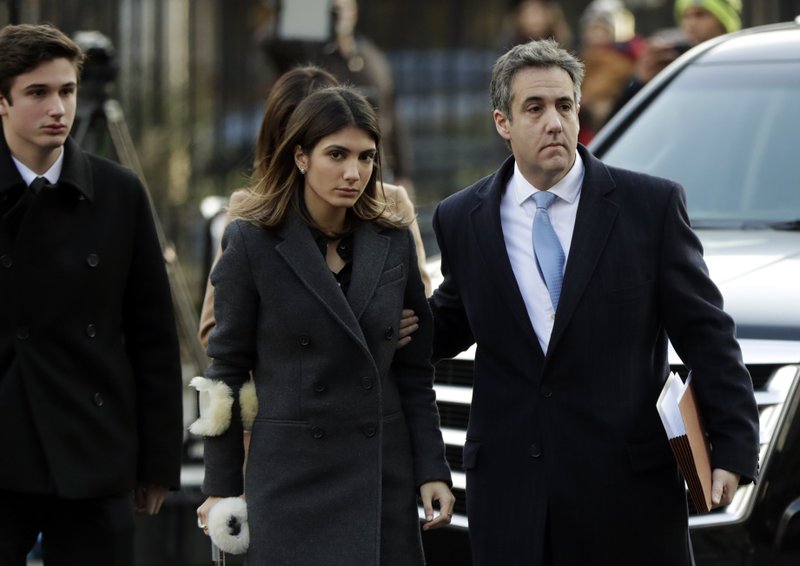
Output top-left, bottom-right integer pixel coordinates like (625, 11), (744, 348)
(430, 38), (759, 565)
(0, 23), (182, 565)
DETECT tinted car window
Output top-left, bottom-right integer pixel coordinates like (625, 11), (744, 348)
(600, 62), (800, 226)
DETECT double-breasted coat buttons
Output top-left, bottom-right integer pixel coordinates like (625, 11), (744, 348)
(93, 393), (104, 406)
(311, 426), (325, 439)
(86, 253), (99, 267)
(85, 324), (97, 338)
(1, 254), (11, 268)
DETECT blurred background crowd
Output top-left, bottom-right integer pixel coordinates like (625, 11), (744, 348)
(1, 0), (796, 353)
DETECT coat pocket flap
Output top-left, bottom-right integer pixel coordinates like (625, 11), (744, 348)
(463, 439), (480, 470)
(627, 435), (675, 473)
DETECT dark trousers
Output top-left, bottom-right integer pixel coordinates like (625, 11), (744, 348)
(0, 490), (134, 566)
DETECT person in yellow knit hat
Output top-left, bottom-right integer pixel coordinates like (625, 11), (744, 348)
(675, 0), (742, 45)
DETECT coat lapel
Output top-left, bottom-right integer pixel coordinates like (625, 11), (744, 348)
(275, 214), (369, 349)
(548, 146), (619, 353)
(1, 137), (93, 256)
(471, 156), (542, 354)
(346, 220), (390, 321)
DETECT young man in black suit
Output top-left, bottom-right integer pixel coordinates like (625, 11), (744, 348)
(430, 38), (759, 565)
(0, 23), (182, 565)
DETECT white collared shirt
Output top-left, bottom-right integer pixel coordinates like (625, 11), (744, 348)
(500, 153), (585, 353)
(12, 147), (64, 187)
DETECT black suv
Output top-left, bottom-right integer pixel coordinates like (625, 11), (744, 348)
(429, 18), (800, 565)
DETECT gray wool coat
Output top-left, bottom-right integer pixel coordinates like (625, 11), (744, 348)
(202, 212), (451, 566)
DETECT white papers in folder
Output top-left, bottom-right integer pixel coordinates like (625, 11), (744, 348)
(657, 371), (689, 438)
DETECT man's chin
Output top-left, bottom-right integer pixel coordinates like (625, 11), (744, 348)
(38, 135), (68, 149)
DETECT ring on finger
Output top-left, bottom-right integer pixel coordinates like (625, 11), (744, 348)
(197, 517), (206, 529)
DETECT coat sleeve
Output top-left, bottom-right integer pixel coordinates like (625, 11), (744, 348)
(658, 184), (760, 483)
(429, 199), (476, 362)
(123, 180), (183, 489)
(202, 221), (259, 496)
(392, 230), (452, 487)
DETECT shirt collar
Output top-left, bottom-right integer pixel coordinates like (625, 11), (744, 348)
(511, 151), (585, 206)
(12, 148), (64, 187)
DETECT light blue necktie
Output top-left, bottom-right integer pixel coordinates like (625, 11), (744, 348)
(532, 191), (565, 310)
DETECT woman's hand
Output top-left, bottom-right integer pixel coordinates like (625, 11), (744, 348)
(420, 481), (455, 531)
(196, 496), (222, 536)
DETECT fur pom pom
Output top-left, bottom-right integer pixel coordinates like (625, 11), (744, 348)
(239, 380), (259, 431)
(188, 376), (234, 437)
(208, 496), (249, 555)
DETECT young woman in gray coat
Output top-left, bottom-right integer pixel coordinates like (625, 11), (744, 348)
(196, 86), (453, 565)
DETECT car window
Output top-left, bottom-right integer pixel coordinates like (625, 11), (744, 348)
(599, 62), (800, 226)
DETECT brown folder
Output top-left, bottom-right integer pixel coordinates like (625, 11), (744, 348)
(657, 372), (713, 514)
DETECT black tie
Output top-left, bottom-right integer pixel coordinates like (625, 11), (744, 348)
(29, 176), (56, 193)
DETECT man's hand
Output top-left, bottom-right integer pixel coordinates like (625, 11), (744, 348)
(711, 468), (740, 507)
(134, 483), (169, 515)
(396, 309), (419, 349)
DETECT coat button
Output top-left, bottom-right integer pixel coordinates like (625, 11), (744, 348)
(384, 327), (394, 340)
(0, 254), (11, 268)
(299, 335), (310, 346)
(85, 324), (97, 338)
(362, 423), (377, 438)
(86, 253), (99, 267)
(93, 393), (104, 406)
(16, 327), (30, 340)
(360, 376), (374, 390)
(529, 443), (542, 458)
(313, 382), (327, 393)
(311, 426), (325, 439)
(540, 385), (553, 398)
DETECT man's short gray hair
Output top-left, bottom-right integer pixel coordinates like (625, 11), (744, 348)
(490, 38), (585, 119)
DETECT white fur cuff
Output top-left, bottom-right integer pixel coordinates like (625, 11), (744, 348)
(239, 380), (258, 431)
(208, 496), (249, 555)
(188, 376), (234, 436)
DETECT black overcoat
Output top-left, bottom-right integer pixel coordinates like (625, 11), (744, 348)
(430, 146), (760, 566)
(0, 132), (182, 498)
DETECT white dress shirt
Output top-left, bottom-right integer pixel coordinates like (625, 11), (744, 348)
(12, 147), (64, 187)
(500, 154), (585, 353)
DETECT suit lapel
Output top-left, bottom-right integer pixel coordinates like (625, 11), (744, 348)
(548, 147), (618, 353)
(346, 220), (389, 321)
(471, 157), (542, 353)
(276, 215), (368, 348)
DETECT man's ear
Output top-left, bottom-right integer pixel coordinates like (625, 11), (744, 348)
(0, 94), (9, 117)
(493, 109), (511, 141)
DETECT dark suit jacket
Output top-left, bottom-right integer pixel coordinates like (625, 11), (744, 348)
(0, 131), (183, 498)
(202, 214), (450, 565)
(430, 145), (759, 566)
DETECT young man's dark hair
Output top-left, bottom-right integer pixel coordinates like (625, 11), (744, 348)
(0, 23), (85, 102)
